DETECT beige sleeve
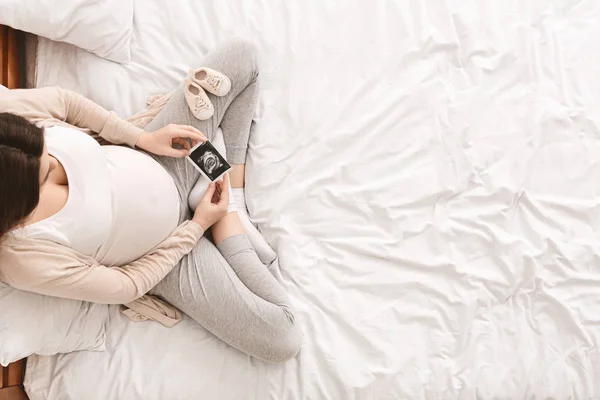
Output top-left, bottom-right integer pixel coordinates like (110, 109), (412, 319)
(58, 87), (145, 147)
(0, 87), (144, 147)
(4, 221), (204, 305)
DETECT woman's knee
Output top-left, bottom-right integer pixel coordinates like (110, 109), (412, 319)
(222, 38), (259, 77)
(224, 38), (258, 59)
(261, 324), (303, 363)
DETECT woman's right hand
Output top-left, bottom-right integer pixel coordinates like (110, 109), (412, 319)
(192, 175), (230, 231)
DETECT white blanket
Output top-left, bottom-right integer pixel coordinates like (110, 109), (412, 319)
(26, 0), (600, 398)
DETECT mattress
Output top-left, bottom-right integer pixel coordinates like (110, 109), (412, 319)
(26, 0), (600, 398)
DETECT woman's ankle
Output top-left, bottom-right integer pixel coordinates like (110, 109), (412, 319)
(230, 164), (245, 188)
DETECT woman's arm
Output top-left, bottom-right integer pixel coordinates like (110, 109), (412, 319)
(0, 86), (207, 155)
(1, 221), (204, 304)
(0, 86), (144, 147)
(58, 87), (145, 147)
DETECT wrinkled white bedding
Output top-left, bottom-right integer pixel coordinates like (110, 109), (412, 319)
(26, 0), (600, 398)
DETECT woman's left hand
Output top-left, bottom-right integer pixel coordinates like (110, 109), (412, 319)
(135, 124), (207, 158)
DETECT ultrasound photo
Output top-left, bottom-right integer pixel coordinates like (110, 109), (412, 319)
(186, 141), (231, 181)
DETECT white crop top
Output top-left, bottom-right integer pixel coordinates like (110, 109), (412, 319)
(16, 126), (180, 267)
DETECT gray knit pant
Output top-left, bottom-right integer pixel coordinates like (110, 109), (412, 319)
(144, 39), (302, 363)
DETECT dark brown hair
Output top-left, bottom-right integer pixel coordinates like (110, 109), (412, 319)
(0, 112), (44, 241)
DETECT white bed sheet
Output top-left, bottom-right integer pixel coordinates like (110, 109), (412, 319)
(26, 0), (600, 398)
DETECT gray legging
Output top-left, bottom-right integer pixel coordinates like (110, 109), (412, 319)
(143, 39), (302, 363)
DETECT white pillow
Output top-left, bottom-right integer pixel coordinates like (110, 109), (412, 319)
(0, 0), (134, 63)
(0, 283), (108, 365)
(0, 85), (7, 92)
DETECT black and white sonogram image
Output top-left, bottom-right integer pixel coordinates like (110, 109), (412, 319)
(186, 141), (231, 181)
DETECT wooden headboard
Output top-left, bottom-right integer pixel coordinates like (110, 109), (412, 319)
(1, 25), (21, 88)
(0, 24), (29, 400)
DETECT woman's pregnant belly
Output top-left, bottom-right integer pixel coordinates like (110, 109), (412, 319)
(95, 146), (180, 267)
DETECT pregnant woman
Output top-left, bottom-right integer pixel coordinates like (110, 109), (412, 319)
(0, 39), (302, 363)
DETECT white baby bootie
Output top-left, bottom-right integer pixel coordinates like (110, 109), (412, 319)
(189, 67), (232, 97)
(184, 78), (214, 120)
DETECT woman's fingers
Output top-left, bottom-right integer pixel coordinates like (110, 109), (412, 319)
(164, 147), (189, 158)
(183, 125), (206, 138)
(223, 174), (229, 187)
(169, 128), (207, 143)
(172, 137), (191, 150)
(218, 175), (230, 206)
(203, 183), (216, 202)
(211, 186), (220, 204)
(176, 124), (203, 135)
(174, 125), (208, 141)
(165, 126), (208, 150)
(215, 178), (223, 193)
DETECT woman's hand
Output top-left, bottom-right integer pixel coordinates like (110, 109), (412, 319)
(136, 124), (207, 158)
(192, 175), (230, 231)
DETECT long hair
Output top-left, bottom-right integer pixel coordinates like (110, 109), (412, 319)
(0, 112), (45, 241)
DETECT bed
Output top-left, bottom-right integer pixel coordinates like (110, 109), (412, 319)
(4, 0), (600, 398)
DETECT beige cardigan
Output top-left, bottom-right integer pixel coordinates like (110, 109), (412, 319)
(0, 87), (194, 326)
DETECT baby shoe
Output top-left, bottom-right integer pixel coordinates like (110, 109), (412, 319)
(184, 78), (214, 120)
(189, 67), (232, 97)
